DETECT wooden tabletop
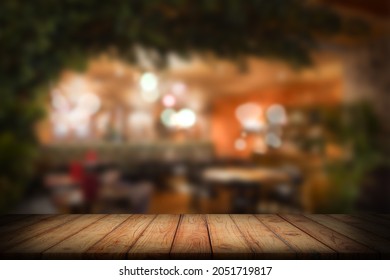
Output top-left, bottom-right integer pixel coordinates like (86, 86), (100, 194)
(0, 214), (389, 259)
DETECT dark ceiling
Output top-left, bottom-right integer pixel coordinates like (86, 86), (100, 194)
(325, 0), (390, 18)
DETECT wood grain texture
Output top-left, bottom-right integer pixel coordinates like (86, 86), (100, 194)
(231, 214), (295, 259)
(4, 215), (104, 258)
(170, 214), (211, 259)
(86, 215), (155, 259)
(355, 214), (390, 228)
(306, 214), (390, 257)
(0, 215), (50, 236)
(330, 214), (390, 240)
(257, 214), (336, 259)
(0, 214), (389, 260)
(129, 214), (180, 259)
(42, 214), (129, 259)
(0, 215), (80, 251)
(280, 214), (377, 259)
(207, 214), (252, 259)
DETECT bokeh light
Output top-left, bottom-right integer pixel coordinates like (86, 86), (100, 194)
(235, 102), (263, 131)
(161, 108), (177, 127)
(234, 138), (247, 151)
(267, 104), (287, 125)
(140, 72), (158, 92)
(172, 82), (186, 95)
(162, 94), (176, 107)
(176, 108), (196, 128)
(77, 93), (101, 115)
(265, 132), (282, 148)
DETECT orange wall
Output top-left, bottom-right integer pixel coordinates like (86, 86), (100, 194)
(210, 80), (342, 158)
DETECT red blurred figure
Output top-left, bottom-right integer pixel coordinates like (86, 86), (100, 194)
(80, 150), (100, 212)
(81, 166), (99, 211)
(69, 160), (84, 184)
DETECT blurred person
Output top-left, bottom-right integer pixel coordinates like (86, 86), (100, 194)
(69, 160), (84, 185)
(80, 150), (101, 213)
(80, 165), (99, 213)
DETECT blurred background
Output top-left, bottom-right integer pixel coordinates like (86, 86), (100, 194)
(0, 0), (389, 214)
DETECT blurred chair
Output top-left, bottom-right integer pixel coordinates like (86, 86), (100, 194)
(267, 165), (304, 211)
(230, 180), (261, 214)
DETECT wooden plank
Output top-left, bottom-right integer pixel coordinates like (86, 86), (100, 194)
(231, 215), (295, 259)
(170, 214), (211, 259)
(330, 214), (390, 240)
(207, 214), (253, 259)
(281, 214), (377, 259)
(362, 214), (390, 226)
(0, 215), (51, 235)
(1, 214), (387, 260)
(0, 215), (80, 251)
(128, 215), (180, 259)
(305, 214), (390, 257)
(257, 215), (336, 259)
(42, 215), (130, 259)
(4, 215), (104, 259)
(352, 214), (390, 234)
(356, 214), (390, 228)
(86, 215), (156, 259)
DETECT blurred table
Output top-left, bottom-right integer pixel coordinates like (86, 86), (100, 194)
(202, 167), (290, 184)
(44, 173), (83, 212)
(200, 167), (292, 213)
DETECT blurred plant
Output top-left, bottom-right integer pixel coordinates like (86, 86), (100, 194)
(0, 0), (370, 212)
(0, 94), (45, 212)
(322, 102), (387, 213)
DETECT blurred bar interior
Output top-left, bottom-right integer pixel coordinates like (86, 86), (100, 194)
(2, 0), (389, 214)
